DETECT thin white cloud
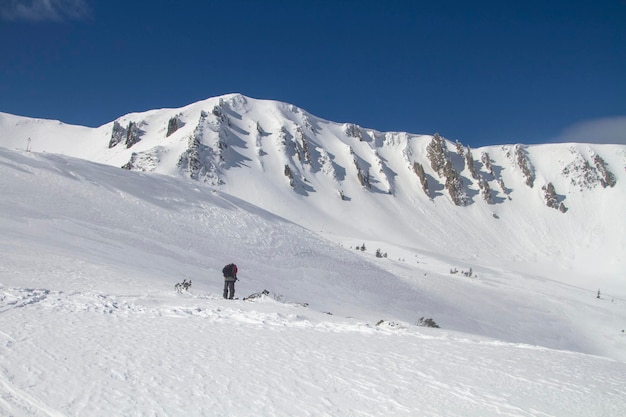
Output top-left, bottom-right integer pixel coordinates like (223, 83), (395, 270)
(0, 0), (90, 21)
(555, 116), (626, 145)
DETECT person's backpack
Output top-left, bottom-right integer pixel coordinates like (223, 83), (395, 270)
(222, 263), (237, 278)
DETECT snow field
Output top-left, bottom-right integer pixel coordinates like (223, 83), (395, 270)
(1, 147), (626, 416)
(1, 288), (626, 417)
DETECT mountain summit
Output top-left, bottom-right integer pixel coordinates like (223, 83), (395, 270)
(2, 95), (626, 414)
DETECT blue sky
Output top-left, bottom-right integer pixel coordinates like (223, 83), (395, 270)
(1, 0), (624, 147)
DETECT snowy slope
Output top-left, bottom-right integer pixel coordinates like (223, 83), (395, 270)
(1, 147), (626, 416)
(1, 94), (624, 299)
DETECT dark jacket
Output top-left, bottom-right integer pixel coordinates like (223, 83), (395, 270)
(223, 264), (238, 282)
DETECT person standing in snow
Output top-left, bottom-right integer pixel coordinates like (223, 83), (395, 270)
(222, 263), (238, 299)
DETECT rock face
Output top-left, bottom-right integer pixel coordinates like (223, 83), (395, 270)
(165, 116), (180, 138)
(109, 121), (143, 149)
(108, 121), (126, 148)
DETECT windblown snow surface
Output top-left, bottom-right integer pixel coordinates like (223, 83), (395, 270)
(1, 147), (626, 416)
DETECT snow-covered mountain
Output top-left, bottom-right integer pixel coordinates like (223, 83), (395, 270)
(1, 94), (624, 294)
(1, 91), (626, 414)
